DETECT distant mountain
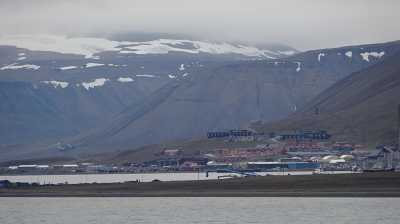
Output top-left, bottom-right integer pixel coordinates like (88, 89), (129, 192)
(253, 51), (400, 146)
(0, 34), (295, 61)
(0, 33), (297, 160)
(1, 34), (399, 161)
(58, 40), (400, 157)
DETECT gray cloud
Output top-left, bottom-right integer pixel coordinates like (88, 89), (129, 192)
(0, 0), (399, 50)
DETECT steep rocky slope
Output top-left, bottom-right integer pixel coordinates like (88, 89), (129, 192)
(1, 38), (400, 161)
(254, 51), (400, 146)
(66, 41), (400, 156)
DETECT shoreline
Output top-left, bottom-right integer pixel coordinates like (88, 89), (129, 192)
(0, 170), (319, 177)
(1, 172), (400, 197)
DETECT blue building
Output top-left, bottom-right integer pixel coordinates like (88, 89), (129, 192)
(0, 180), (11, 188)
(279, 130), (331, 141)
(207, 129), (256, 139)
(247, 161), (320, 171)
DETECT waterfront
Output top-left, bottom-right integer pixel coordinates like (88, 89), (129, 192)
(1, 197), (399, 224)
(0, 171), (355, 185)
(2, 172), (399, 197)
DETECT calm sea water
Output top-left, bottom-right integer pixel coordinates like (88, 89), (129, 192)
(0, 171), (353, 184)
(0, 198), (398, 224)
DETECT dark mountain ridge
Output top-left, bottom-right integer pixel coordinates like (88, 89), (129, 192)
(59, 40), (400, 157)
(253, 51), (400, 146)
(1, 39), (400, 161)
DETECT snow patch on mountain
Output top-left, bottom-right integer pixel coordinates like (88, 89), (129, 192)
(0, 34), (125, 59)
(0, 63), (40, 70)
(85, 63), (105, 68)
(117, 77), (134, 82)
(108, 64), (127, 67)
(17, 56), (26, 61)
(278, 50), (296, 56)
(59, 66), (77, 70)
(360, 51), (385, 62)
(81, 78), (109, 90)
(318, 53), (326, 62)
(136, 74), (156, 78)
(345, 51), (352, 58)
(42, 80), (69, 88)
(168, 74), (177, 79)
(179, 64), (185, 71)
(295, 62), (301, 72)
(119, 39), (279, 58)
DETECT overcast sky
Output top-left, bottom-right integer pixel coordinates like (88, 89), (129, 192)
(1, 0), (399, 50)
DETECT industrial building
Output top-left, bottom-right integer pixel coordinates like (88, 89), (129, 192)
(207, 129), (256, 138)
(279, 130), (331, 141)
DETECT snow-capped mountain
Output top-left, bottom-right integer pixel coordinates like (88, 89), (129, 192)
(65, 40), (400, 156)
(0, 34), (399, 161)
(0, 34), (296, 60)
(0, 33), (298, 159)
(0, 34), (298, 91)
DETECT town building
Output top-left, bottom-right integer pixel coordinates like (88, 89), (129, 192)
(279, 130), (331, 141)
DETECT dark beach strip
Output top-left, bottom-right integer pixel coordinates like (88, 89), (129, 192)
(1, 172), (400, 197)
